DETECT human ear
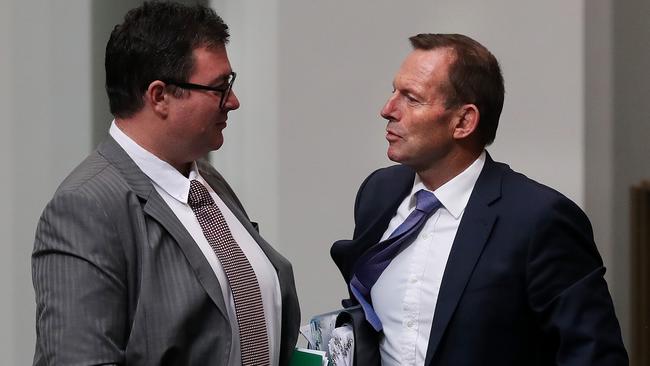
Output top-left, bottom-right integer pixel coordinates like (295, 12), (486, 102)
(453, 104), (479, 140)
(146, 80), (169, 117)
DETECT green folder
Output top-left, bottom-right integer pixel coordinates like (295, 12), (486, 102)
(289, 348), (327, 366)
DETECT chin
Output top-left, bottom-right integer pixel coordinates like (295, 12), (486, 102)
(387, 148), (405, 164)
(211, 136), (224, 151)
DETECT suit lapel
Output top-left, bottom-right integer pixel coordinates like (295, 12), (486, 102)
(198, 161), (286, 271)
(424, 155), (503, 365)
(97, 138), (229, 319)
(332, 166), (415, 282)
(200, 160), (301, 365)
(199, 162), (294, 296)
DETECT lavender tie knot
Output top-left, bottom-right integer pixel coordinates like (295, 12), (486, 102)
(415, 189), (441, 214)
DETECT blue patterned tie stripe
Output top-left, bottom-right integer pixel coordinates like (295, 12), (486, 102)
(350, 189), (441, 331)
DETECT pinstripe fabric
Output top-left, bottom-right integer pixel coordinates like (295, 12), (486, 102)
(189, 180), (269, 365)
(32, 137), (300, 365)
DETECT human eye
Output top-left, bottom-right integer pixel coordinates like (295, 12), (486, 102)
(208, 75), (232, 93)
(402, 92), (425, 106)
(210, 82), (228, 92)
(405, 94), (418, 103)
(395, 86), (421, 105)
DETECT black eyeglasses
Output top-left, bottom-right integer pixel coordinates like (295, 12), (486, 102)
(162, 72), (236, 109)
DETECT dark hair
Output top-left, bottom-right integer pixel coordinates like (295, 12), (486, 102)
(105, 1), (230, 118)
(409, 33), (504, 146)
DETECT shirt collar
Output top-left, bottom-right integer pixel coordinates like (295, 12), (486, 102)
(109, 120), (199, 204)
(410, 150), (486, 219)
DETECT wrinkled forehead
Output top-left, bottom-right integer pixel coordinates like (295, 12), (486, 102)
(395, 48), (455, 91)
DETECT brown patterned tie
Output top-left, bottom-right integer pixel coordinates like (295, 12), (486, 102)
(188, 179), (269, 365)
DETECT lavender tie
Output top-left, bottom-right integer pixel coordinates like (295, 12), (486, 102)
(188, 180), (269, 365)
(350, 189), (441, 331)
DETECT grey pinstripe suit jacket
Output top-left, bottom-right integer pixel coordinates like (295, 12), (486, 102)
(32, 137), (300, 365)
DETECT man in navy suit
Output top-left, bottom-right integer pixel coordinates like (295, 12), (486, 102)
(331, 34), (628, 366)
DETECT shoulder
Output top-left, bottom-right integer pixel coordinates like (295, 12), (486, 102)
(59, 145), (128, 189)
(357, 164), (414, 195)
(485, 158), (589, 227)
(44, 149), (138, 227)
(350, 164), (414, 228)
(504, 163), (578, 204)
(35, 150), (129, 255)
(354, 164), (414, 206)
(54, 151), (130, 201)
(365, 164), (414, 184)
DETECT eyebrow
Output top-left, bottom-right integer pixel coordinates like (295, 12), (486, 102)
(207, 72), (233, 86)
(396, 83), (424, 100)
(394, 76), (424, 95)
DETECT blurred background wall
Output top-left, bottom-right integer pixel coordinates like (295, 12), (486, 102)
(1, 0), (648, 364)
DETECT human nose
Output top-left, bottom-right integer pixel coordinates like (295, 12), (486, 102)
(380, 91), (400, 121)
(223, 90), (240, 111)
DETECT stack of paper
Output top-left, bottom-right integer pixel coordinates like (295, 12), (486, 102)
(307, 309), (341, 351)
(328, 324), (354, 366)
(298, 309), (356, 366)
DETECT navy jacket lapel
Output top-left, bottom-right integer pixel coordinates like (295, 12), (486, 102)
(97, 137), (229, 319)
(331, 165), (415, 284)
(424, 155), (503, 365)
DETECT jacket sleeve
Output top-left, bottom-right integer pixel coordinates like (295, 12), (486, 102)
(526, 195), (629, 365)
(32, 190), (126, 366)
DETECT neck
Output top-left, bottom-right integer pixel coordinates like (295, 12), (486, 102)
(115, 117), (193, 177)
(171, 161), (193, 178)
(416, 149), (482, 191)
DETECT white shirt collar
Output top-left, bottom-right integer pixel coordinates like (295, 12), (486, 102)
(109, 120), (198, 204)
(410, 151), (486, 219)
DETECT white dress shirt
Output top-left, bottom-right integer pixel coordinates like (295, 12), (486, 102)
(371, 151), (486, 366)
(110, 122), (282, 366)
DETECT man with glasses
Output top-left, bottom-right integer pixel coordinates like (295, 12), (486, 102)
(331, 34), (627, 365)
(32, 2), (299, 365)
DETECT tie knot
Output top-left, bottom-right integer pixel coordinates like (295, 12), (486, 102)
(188, 180), (215, 209)
(415, 189), (440, 214)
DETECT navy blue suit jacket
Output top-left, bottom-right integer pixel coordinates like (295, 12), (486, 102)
(331, 154), (628, 366)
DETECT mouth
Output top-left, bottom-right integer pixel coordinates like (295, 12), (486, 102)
(386, 129), (402, 142)
(213, 121), (227, 132)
